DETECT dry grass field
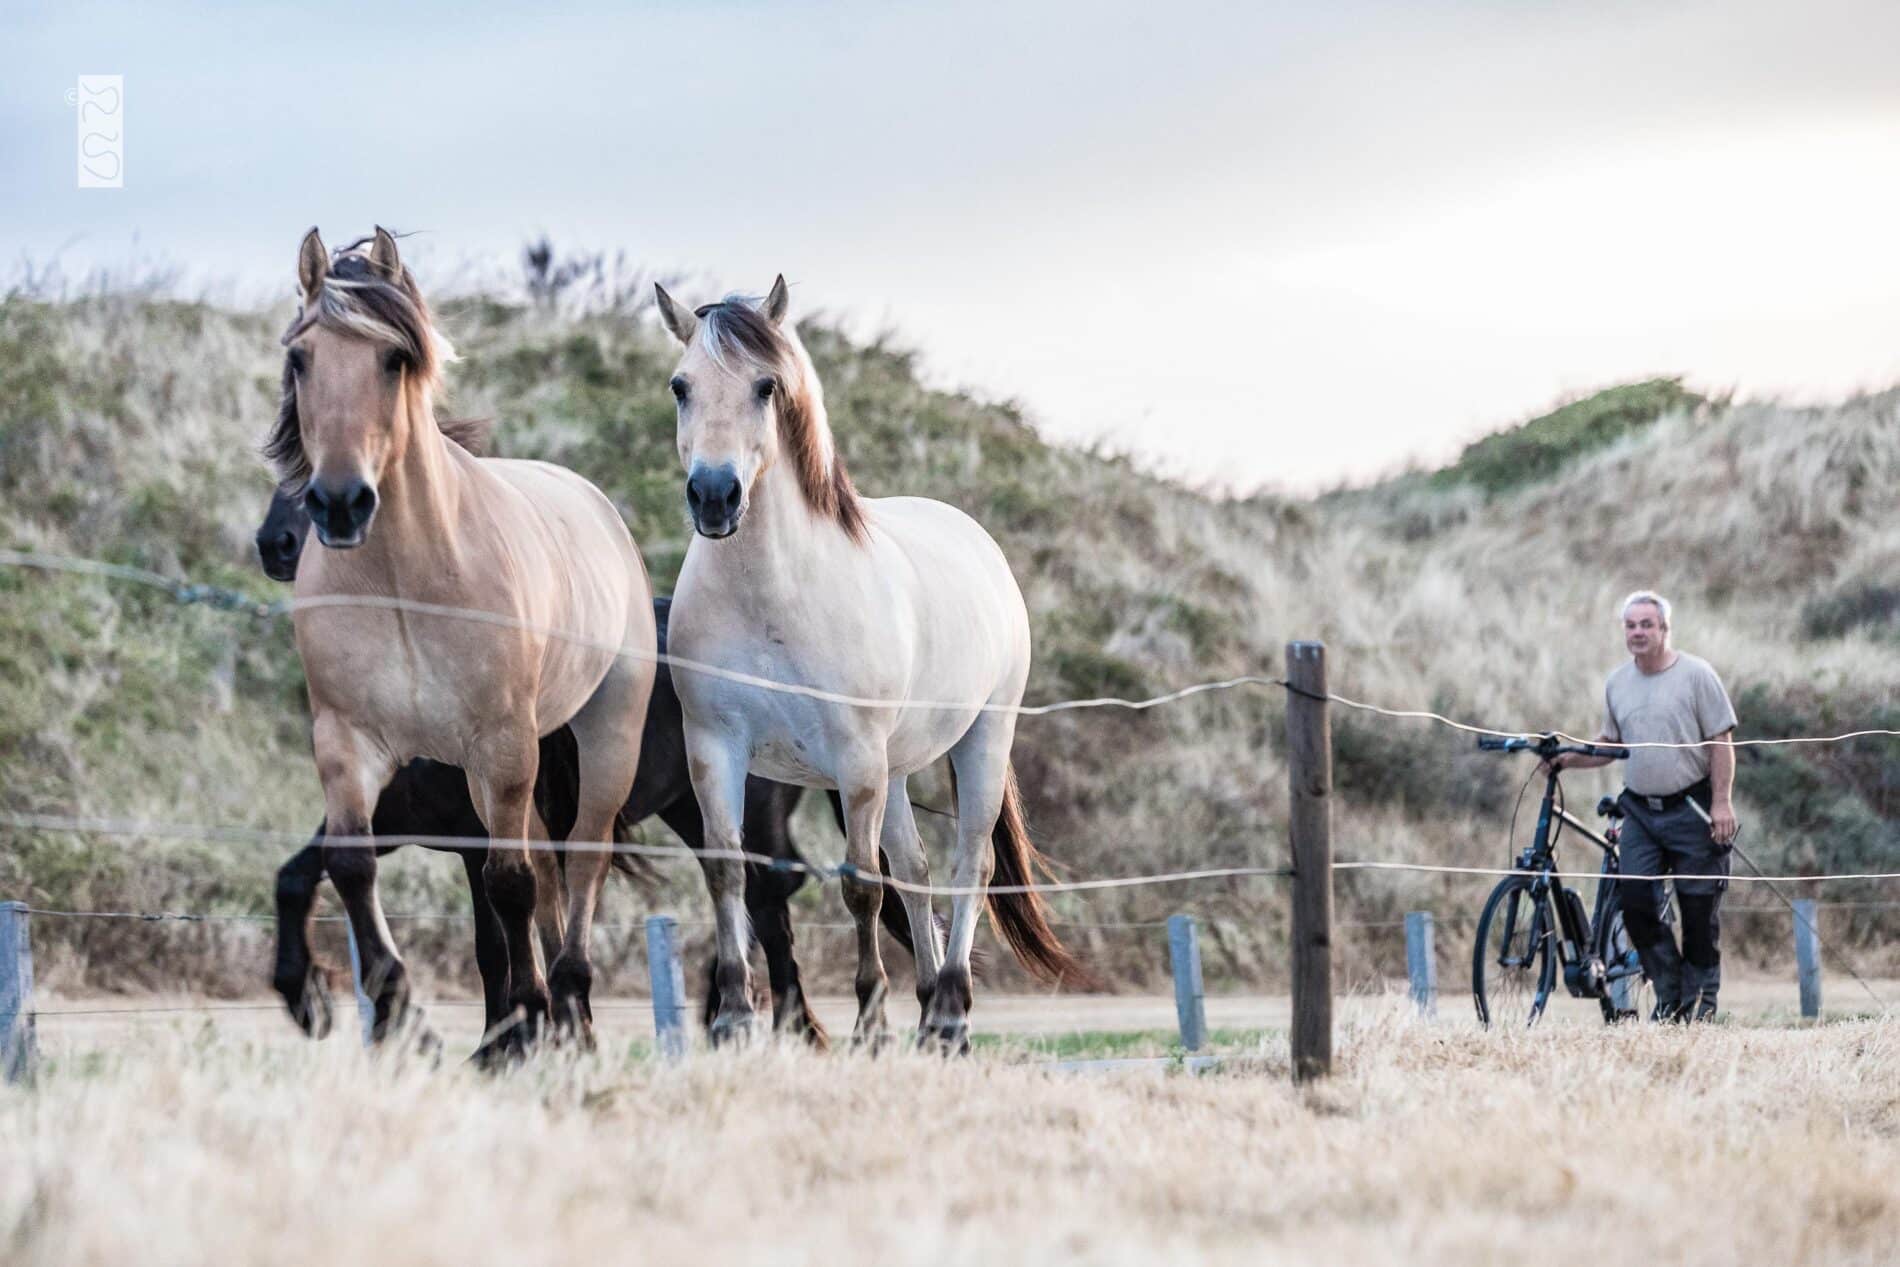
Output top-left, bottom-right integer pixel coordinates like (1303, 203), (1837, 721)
(7, 990), (1899, 1265)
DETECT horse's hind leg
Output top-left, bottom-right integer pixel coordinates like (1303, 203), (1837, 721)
(835, 757), (893, 1047)
(529, 813), (566, 976)
(928, 715), (1015, 1052)
(459, 848), (512, 1036)
(745, 783), (827, 1047)
(272, 832), (334, 1038)
(312, 714), (417, 1043)
(549, 652), (652, 1045)
(878, 784), (944, 1016)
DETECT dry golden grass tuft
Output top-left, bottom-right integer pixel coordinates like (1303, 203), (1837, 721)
(6, 1002), (1900, 1264)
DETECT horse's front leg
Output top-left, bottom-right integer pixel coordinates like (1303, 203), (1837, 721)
(836, 757), (893, 1047)
(684, 729), (755, 1045)
(312, 713), (415, 1043)
(470, 733), (551, 1060)
(878, 784), (944, 1017)
(271, 832), (334, 1038)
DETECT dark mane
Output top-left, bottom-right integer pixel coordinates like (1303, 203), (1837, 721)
(697, 300), (867, 544)
(263, 244), (483, 490)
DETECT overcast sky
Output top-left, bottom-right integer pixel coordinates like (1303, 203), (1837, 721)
(7, 0), (1900, 491)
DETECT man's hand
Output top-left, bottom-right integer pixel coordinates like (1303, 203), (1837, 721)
(1538, 753), (1569, 776)
(1710, 799), (1739, 846)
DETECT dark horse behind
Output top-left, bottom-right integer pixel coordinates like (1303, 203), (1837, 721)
(258, 488), (930, 1051)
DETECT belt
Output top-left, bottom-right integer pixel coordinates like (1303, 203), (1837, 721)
(1623, 778), (1713, 814)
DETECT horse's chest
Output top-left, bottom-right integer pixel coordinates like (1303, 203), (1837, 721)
(304, 622), (503, 761)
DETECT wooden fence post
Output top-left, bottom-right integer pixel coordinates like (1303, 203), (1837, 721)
(1168, 914), (1207, 1052)
(1, 901), (36, 1085)
(1793, 898), (1822, 1021)
(344, 921), (375, 1046)
(646, 915), (688, 1061)
(1287, 641), (1333, 1082)
(1405, 911), (1437, 1016)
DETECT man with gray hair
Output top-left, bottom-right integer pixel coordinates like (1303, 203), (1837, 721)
(1548, 590), (1739, 1021)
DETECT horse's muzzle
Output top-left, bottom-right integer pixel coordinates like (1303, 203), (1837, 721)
(255, 527), (301, 581)
(304, 477), (378, 549)
(686, 463), (745, 539)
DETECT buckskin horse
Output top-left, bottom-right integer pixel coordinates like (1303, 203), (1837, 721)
(268, 227), (655, 1055)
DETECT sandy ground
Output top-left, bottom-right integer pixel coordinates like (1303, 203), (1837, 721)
(31, 973), (1890, 1057)
(6, 988), (1900, 1266)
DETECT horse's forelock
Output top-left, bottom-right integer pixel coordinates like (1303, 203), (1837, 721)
(266, 244), (473, 479)
(695, 301), (866, 545)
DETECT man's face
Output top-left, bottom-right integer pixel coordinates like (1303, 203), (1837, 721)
(1624, 602), (1667, 657)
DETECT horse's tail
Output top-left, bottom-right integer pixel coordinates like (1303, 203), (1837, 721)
(987, 764), (1096, 989)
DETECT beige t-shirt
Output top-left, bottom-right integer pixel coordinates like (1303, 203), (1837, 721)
(1600, 652), (1738, 796)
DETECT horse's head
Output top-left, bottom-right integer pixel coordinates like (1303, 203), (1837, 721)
(267, 226), (450, 551)
(254, 485), (311, 582)
(655, 277), (804, 539)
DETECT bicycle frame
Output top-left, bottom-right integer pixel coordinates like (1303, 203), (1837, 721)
(1510, 772), (1633, 1002)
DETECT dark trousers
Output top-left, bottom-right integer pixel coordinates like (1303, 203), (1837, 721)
(1614, 793), (1728, 1010)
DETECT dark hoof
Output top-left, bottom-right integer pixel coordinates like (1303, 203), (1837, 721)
(470, 1008), (540, 1071)
(548, 955), (595, 1046)
(917, 1019), (970, 1056)
(281, 966), (334, 1039)
(852, 1025), (895, 1056)
(708, 1008), (757, 1049)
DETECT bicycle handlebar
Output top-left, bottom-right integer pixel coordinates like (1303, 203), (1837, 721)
(1475, 734), (1630, 761)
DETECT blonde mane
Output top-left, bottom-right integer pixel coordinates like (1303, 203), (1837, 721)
(264, 241), (482, 490)
(694, 298), (867, 544)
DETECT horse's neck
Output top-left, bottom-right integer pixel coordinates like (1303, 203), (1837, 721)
(712, 457), (848, 600)
(356, 413), (469, 585)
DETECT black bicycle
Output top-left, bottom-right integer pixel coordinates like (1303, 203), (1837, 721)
(1471, 734), (1662, 1027)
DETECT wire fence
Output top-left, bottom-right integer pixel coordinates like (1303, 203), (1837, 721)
(5, 548), (1900, 1041)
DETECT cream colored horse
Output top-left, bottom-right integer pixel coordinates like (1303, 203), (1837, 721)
(270, 228), (656, 1053)
(657, 278), (1087, 1048)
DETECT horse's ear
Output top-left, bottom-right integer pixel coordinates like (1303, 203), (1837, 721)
(369, 226), (402, 278)
(655, 283), (698, 345)
(762, 274), (789, 326)
(297, 228), (328, 300)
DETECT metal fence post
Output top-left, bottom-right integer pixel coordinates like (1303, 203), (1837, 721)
(1793, 898), (1822, 1020)
(646, 915), (687, 1061)
(344, 922), (375, 1046)
(1287, 640), (1334, 1082)
(1168, 914), (1207, 1052)
(1404, 911), (1437, 1016)
(1, 901), (37, 1085)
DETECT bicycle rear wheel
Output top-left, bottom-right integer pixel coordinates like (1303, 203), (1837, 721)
(1473, 875), (1556, 1028)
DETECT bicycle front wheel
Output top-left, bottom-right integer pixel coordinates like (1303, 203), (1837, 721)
(1473, 874), (1556, 1028)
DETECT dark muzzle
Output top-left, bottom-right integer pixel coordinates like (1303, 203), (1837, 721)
(303, 478), (378, 549)
(686, 464), (744, 539)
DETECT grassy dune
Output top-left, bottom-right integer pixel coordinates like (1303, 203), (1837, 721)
(5, 1003), (1899, 1264)
(2, 266), (1897, 998)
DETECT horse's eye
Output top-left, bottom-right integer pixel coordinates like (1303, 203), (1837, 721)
(383, 348), (406, 375)
(755, 378), (777, 403)
(287, 347), (306, 375)
(670, 376), (689, 403)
